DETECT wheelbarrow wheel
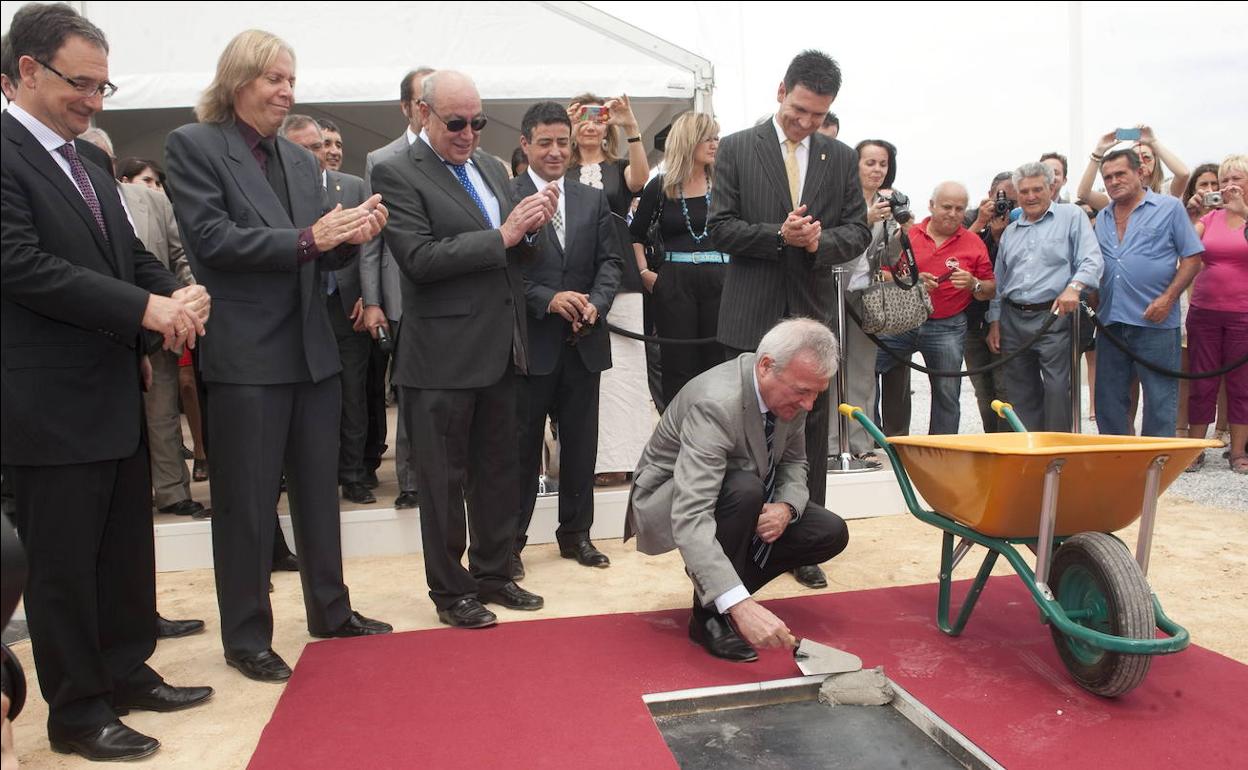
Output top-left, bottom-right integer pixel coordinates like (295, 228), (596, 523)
(1049, 532), (1153, 697)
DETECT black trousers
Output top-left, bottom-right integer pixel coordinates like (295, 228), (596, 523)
(694, 469), (849, 616)
(653, 261), (727, 403)
(327, 293), (373, 484)
(13, 443), (163, 739)
(363, 337), (390, 472)
(406, 367), (521, 610)
(516, 348), (600, 550)
(725, 345), (831, 506)
(205, 379), (352, 658)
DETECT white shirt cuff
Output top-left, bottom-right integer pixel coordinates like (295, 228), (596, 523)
(714, 585), (751, 615)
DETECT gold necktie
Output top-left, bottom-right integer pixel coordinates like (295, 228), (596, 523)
(784, 139), (801, 208)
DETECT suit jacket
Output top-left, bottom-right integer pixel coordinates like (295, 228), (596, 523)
(164, 121), (356, 385)
(708, 121), (871, 350)
(119, 183), (194, 287)
(625, 353), (809, 603)
(324, 169), (370, 314)
(1, 110), (179, 466)
(510, 174), (623, 375)
(361, 134), (408, 321)
(370, 138), (534, 389)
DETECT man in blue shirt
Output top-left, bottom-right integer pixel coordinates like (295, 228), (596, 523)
(1092, 149), (1203, 437)
(988, 162), (1102, 431)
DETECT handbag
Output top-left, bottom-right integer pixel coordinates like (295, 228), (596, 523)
(642, 176), (666, 271)
(857, 225), (932, 336)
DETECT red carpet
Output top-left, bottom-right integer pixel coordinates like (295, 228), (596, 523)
(249, 578), (1248, 769)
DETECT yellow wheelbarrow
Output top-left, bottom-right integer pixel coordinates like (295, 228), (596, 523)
(840, 400), (1220, 697)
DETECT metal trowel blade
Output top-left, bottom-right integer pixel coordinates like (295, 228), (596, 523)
(794, 638), (863, 676)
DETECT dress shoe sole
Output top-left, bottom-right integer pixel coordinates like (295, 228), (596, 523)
(225, 658), (291, 683)
(795, 577), (828, 589)
(156, 624), (205, 639)
(480, 596), (544, 611)
(558, 547), (610, 569)
(50, 740), (160, 762)
(115, 690), (213, 715)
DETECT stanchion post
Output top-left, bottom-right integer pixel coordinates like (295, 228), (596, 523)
(829, 269), (873, 474)
(1069, 307), (1082, 433)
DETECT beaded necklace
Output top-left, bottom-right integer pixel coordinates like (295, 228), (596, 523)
(677, 172), (712, 244)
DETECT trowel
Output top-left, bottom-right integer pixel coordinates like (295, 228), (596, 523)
(793, 638), (862, 676)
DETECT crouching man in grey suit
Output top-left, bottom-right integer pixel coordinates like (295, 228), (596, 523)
(625, 318), (849, 661)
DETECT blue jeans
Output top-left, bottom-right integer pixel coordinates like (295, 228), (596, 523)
(876, 314), (967, 435)
(1094, 323), (1180, 437)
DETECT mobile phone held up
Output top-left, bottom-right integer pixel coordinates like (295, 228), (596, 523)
(580, 105), (610, 123)
(1115, 127), (1141, 142)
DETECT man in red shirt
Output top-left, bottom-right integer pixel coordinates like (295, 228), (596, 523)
(877, 182), (995, 434)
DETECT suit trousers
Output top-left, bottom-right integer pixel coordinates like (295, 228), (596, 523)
(205, 379), (352, 657)
(828, 291), (878, 455)
(327, 293), (372, 483)
(392, 320), (417, 493)
(406, 367), (521, 610)
(653, 261), (727, 403)
(694, 469), (849, 615)
(364, 337), (390, 473)
(726, 345), (831, 506)
(144, 349), (192, 507)
(1001, 304), (1072, 432)
(12, 443), (163, 738)
(517, 347), (600, 549)
(964, 315), (1009, 432)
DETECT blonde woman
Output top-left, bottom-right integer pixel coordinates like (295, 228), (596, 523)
(631, 112), (725, 404)
(1077, 125), (1190, 211)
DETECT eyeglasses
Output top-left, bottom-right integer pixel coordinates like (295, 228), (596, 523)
(36, 58), (117, 99)
(427, 106), (487, 133)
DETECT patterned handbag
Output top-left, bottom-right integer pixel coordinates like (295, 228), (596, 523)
(858, 228), (932, 336)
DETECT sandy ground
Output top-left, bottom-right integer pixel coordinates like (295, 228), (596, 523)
(9, 488), (1245, 769)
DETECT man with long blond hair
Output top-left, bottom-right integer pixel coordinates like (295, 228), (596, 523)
(164, 28), (392, 684)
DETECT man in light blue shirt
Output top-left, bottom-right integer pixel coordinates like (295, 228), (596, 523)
(988, 162), (1102, 431)
(1092, 149), (1203, 437)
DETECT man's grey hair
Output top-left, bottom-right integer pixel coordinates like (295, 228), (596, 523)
(1012, 161), (1055, 189)
(78, 126), (113, 157)
(756, 318), (839, 380)
(421, 70), (474, 109)
(930, 181), (968, 203)
(279, 113), (320, 138)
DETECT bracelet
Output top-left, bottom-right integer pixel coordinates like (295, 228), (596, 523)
(640, 268), (653, 275)
(627, 135), (642, 144)
(1090, 153), (1104, 162)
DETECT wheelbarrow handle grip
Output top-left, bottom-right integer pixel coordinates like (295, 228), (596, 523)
(838, 403), (862, 418)
(990, 400), (1012, 417)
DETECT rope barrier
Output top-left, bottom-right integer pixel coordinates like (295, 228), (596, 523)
(1080, 303), (1247, 380)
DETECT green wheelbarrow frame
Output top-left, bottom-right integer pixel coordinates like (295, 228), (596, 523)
(841, 402), (1189, 657)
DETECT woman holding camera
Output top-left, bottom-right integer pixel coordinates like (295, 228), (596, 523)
(630, 111), (724, 405)
(1185, 155), (1248, 474)
(566, 93), (652, 485)
(1076, 125), (1190, 211)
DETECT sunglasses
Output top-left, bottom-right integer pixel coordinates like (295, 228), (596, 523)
(427, 105), (487, 133)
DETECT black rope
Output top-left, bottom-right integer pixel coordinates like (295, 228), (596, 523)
(848, 304), (1060, 378)
(606, 323), (718, 346)
(1081, 304), (1248, 379)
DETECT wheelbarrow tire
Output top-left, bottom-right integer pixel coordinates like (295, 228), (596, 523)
(1049, 532), (1153, 697)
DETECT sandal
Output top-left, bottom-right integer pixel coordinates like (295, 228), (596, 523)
(1231, 455), (1248, 476)
(853, 452), (884, 469)
(1184, 452), (1205, 473)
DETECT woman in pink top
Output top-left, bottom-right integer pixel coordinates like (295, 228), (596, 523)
(1186, 154), (1248, 474)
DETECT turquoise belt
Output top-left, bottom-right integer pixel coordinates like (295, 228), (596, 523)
(666, 251), (729, 264)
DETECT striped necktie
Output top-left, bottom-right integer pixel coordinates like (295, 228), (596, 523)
(750, 411), (778, 567)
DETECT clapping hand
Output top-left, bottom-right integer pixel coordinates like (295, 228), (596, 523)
(313, 194), (389, 250)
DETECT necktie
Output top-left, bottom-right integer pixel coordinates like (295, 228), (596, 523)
(56, 143), (109, 243)
(258, 138), (292, 219)
(552, 205), (566, 249)
(750, 411), (778, 568)
(321, 178), (337, 295)
(446, 162), (493, 226)
(783, 139), (801, 208)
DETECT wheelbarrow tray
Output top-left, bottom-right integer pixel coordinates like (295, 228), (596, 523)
(886, 432), (1215, 538)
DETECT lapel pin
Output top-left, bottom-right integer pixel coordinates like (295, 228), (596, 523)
(820, 153), (826, 161)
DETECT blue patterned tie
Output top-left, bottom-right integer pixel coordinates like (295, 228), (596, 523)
(446, 162), (492, 226)
(57, 143), (109, 243)
(750, 412), (777, 568)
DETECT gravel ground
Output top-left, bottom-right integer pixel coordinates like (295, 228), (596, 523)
(852, 362), (1246, 512)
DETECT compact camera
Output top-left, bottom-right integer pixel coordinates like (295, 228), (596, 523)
(1203, 191), (1224, 208)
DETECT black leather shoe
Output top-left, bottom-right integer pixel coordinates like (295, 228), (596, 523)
(559, 539), (610, 568)
(394, 490), (419, 509)
(363, 469), (380, 489)
(158, 499), (205, 516)
(115, 683), (213, 714)
(50, 720), (160, 761)
(272, 553), (300, 572)
(437, 598), (497, 629)
(688, 614), (758, 662)
(225, 649), (292, 682)
(510, 551), (526, 581)
(480, 581), (544, 611)
(342, 481), (377, 504)
(311, 611), (393, 638)
(792, 564), (828, 589)
(156, 614), (205, 639)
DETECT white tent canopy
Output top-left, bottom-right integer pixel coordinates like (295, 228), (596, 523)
(3, 1), (714, 174)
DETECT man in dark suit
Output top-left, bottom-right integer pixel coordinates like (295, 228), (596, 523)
(511, 101), (623, 572)
(370, 70), (557, 629)
(164, 29), (392, 684)
(361, 67), (435, 510)
(708, 49), (870, 589)
(1, 5), (213, 760)
(281, 113), (376, 505)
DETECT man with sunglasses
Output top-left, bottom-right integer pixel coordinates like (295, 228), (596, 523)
(2, 4), (213, 760)
(371, 70), (558, 629)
